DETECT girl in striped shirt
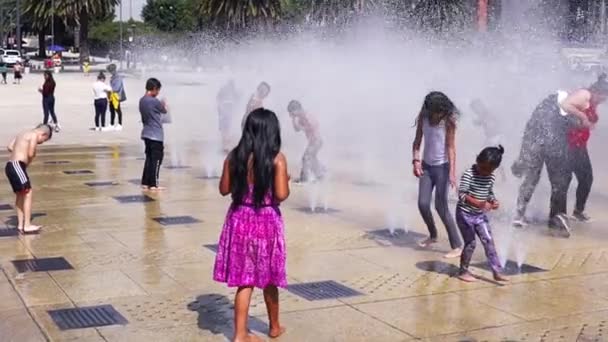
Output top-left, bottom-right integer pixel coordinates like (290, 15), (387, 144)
(456, 145), (508, 282)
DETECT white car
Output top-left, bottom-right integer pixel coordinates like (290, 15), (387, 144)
(0, 50), (22, 66)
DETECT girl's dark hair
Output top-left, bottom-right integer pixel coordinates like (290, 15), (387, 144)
(43, 70), (55, 86)
(97, 72), (106, 80)
(415, 91), (458, 127)
(477, 145), (505, 168)
(229, 108), (282, 208)
(589, 73), (608, 95)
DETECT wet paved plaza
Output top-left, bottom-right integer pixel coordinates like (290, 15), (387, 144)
(1, 73), (608, 341)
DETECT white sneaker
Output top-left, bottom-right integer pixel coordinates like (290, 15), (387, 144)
(54, 124), (61, 132)
(95, 127), (101, 132)
(100, 126), (110, 132)
(115, 124), (123, 131)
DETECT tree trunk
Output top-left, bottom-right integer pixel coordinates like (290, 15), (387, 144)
(38, 30), (46, 58)
(79, 7), (89, 64)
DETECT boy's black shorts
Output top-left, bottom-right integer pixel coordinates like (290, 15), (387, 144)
(5, 161), (31, 194)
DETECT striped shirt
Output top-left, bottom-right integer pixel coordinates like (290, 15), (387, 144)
(457, 165), (496, 214)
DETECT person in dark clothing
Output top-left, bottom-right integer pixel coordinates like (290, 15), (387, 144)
(38, 71), (61, 132)
(562, 74), (608, 223)
(92, 72), (112, 131)
(511, 75), (606, 236)
(0, 62), (7, 84)
(139, 78), (168, 191)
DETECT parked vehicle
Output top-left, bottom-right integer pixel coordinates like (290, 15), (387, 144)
(0, 50), (22, 66)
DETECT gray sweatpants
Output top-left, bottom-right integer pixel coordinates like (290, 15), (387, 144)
(418, 162), (462, 249)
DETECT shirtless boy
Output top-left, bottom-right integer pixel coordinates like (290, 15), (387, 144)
(288, 100), (325, 182)
(5, 124), (53, 233)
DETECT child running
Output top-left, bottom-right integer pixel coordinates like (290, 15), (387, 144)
(242, 82), (270, 129)
(412, 91), (463, 258)
(213, 108), (289, 342)
(5, 124), (53, 234)
(288, 100), (325, 182)
(456, 145), (508, 282)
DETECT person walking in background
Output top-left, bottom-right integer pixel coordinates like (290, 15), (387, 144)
(139, 78), (168, 191)
(0, 62), (7, 84)
(214, 108), (289, 342)
(456, 145), (508, 283)
(92, 72), (112, 131)
(13, 61), (23, 84)
(38, 71), (61, 132)
(412, 91), (463, 259)
(107, 64), (127, 131)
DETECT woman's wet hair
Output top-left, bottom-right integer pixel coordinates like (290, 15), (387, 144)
(415, 91), (459, 126)
(477, 145), (505, 168)
(287, 100), (302, 113)
(229, 108), (282, 208)
(590, 73), (608, 95)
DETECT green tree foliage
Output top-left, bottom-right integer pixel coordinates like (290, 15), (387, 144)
(142, 0), (197, 32)
(196, 0), (282, 31)
(410, 0), (472, 37)
(23, 0), (118, 61)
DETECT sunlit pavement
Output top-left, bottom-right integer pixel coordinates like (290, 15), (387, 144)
(1, 73), (608, 341)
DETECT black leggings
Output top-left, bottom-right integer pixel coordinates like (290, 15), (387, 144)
(94, 98), (108, 128)
(568, 147), (593, 213)
(43, 95), (58, 124)
(141, 139), (164, 188)
(110, 102), (123, 125)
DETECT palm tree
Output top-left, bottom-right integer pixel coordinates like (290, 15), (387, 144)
(305, 0), (378, 27)
(24, 0), (118, 62)
(197, 0), (282, 31)
(23, 0), (54, 57)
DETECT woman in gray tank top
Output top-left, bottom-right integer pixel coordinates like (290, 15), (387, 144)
(412, 92), (463, 258)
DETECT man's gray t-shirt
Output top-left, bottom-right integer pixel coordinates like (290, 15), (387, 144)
(139, 95), (167, 142)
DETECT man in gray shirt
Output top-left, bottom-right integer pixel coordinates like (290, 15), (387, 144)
(139, 78), (168, 191)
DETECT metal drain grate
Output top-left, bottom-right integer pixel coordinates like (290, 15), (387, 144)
(113, 195), (154, 204)
(48, 305), (128, 330)
(204, 244), (219, 253)
(471, 260), (547, 276)
(63, 170), (94, 175)
(12, 257), (74, 273)
(44, 160), (71, 165)
(165, 165), (191, 170)
(0, 228), (19, 237)
(295, 207), (340, 215)
(287, 280), (363, 301)
(153, 216), (200, 226)
(0, 204), (12, 211)
(85, 181), (118, 187)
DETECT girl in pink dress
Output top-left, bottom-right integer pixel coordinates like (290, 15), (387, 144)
(214, 108), (289, 342)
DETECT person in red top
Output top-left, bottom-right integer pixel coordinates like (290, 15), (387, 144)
(38, 71), (61, 132)
(563, 73), (608, 222)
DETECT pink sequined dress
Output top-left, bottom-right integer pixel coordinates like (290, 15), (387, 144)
(213, 187), (287, 288)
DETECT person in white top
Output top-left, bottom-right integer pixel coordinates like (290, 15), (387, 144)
(93, 72), (112, 131)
